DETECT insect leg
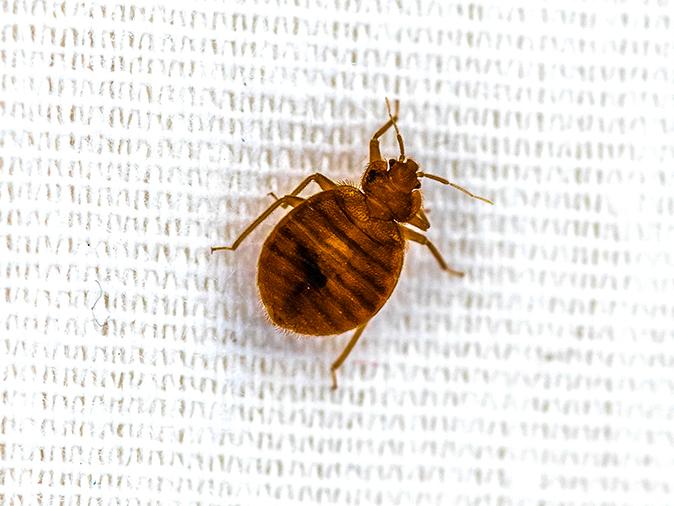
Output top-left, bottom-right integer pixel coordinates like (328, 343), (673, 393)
(405, 207), (431, 231)
(331, 321), (369, 390)
(369, 98), (400, 162)
(211, 195), (305, 253)
(417, 207), (431, 227)
(288, 173), (337, 195)
(399, 225), (465, 277)
(266, 173), (338, 206)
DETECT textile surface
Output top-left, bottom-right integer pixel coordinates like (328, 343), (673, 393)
(2, 1), (673, 504)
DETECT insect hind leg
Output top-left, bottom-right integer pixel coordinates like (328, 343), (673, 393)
(331, 321), (369, 390)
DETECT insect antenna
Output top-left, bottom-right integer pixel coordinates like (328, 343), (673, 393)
(385, 97), (405, 161)
(417, 172), (494, 205)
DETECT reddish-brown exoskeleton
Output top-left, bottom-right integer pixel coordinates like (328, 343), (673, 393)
(212, 99), (493, 388)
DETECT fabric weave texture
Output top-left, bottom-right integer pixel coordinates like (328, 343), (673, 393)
(1, 1), (673, 505)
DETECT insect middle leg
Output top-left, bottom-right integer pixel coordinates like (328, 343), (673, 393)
(399, 225), (464, 277)
(331, 321), (369, 390)
(211, 195), (305, 252)
(269, 173), (338, 208)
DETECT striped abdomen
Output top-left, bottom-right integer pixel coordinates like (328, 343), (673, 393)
(257, 186), (405, 336)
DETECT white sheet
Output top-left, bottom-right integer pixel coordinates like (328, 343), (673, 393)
(2, 1), (673, 504)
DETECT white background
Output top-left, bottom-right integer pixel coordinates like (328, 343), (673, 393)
(1, 0), (673, 504)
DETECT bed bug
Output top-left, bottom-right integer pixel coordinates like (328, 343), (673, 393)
(212, 99), (493, 389)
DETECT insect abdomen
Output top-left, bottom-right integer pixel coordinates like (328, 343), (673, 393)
(257, 188), (404, 336)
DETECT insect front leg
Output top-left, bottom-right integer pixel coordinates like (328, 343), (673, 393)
(331, 321), (369, 390)
(399, 225), (464, 277)
(211, 195), (305, 253)
(369, 98), (401, 162)
(405, 207), (431, 231)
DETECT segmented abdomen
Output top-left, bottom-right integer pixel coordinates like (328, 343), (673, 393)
(257, 188), (404, 336)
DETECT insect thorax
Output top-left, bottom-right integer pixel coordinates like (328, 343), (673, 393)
(361, 158), (422, 223)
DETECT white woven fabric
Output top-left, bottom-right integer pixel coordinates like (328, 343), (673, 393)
(2, 1), (673, 504)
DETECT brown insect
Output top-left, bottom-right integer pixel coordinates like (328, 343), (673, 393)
(212, 99), (492, 389)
